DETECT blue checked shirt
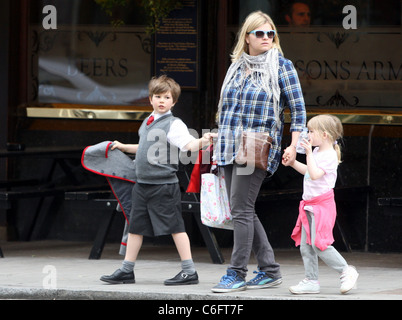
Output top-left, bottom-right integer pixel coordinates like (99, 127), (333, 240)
(216, 55), (306, 174)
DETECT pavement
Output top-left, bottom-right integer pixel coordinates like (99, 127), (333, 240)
(0, 240), (401, 301)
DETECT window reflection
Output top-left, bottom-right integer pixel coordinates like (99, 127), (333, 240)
(227, 0), (401, 111)
(30, 0), (150, 106)
(232, 0), (401, 26)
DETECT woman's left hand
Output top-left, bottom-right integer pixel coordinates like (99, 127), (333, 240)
(283, 145), (297, 165)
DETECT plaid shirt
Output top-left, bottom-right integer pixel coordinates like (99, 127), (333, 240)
(216, 55), (306, 174)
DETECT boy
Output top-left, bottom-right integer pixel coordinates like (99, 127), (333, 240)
(100, 75), (214, 285)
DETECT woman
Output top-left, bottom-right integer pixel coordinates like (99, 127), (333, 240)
(212, 11), (306, 293)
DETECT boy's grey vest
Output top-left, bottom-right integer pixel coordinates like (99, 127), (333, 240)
(135, 113), (179, 184)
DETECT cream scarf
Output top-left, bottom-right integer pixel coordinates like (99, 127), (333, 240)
(216, 48), (280, 129)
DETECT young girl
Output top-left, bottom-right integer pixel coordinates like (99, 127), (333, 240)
(282, 114), (359, 295)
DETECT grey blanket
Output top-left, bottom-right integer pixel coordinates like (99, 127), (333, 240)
(82, 141), (136, 255)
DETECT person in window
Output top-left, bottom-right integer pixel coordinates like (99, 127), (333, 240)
(211, 11), (306, 293)
(285, 1), (311, 27)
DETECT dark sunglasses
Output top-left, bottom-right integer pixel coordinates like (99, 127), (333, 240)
(248, 30), (276, 39)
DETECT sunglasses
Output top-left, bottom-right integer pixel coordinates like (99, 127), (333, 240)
(248, 30), (276, 39)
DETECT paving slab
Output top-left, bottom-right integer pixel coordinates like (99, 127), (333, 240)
(0, 241), (401, 301)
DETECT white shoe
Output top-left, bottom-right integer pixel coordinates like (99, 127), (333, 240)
(340, 265), (359, 294)
(289, 279), (320, 294)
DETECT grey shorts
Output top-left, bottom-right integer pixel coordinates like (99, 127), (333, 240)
(128, 182), (186, 237)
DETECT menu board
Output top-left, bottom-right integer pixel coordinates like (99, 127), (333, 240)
(154, 0), (199, 89)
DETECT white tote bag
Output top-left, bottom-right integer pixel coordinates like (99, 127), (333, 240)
(200, 172), (233, 230)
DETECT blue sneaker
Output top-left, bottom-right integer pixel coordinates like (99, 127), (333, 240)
(246, 270), (282, 289)
(211, 269), (246, 293)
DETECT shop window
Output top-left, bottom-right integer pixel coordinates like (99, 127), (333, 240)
(227, 0), (401, 112)
(29, 0), (151, 106)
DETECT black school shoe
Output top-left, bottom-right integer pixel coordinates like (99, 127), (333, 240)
(100, 269), (135, 284)
(164, 270), (199, 285)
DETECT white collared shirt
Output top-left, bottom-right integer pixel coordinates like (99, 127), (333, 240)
(148, 111), (195, 152)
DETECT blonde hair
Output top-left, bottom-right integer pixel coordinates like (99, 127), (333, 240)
(231, 11), (284, 62)
(148, 75), (181, 103)
(307, 114), (344, 163)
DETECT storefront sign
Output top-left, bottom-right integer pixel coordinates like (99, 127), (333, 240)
(280, 27), (401, 109)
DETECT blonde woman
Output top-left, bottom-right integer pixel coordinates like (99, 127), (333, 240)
(212, 11), (306, 293)
(283, 114), (359, 294)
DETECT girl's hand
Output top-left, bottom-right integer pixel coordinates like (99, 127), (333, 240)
(300, 138), (312, 155)
(282, 155), (292, 166)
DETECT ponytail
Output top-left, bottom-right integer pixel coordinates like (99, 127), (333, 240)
(334, 142), (342, 164)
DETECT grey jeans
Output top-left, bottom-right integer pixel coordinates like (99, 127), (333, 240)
(300, 210), (348, 280)
(223, 164), (281, 279)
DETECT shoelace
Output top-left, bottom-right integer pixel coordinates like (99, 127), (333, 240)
(219, 271), (238, 285)
(250, 270), (266, 282)
(340, 266), (355, 282)
(340, 271), (349, 283)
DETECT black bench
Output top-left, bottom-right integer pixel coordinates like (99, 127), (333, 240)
(377, 197), (402, 217)
(64, 190), (226, 263)
(0, 179), (40, 188)
(0, 184), (109, 257)
(0, 145), (91, 257)
(65, 190), (122, 261)
(258, 185), (371, 252)
(64, 184), (370, 262)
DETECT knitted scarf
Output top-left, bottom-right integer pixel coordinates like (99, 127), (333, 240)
(217, 48), (280, 129)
